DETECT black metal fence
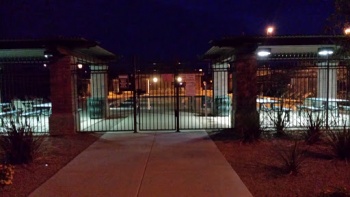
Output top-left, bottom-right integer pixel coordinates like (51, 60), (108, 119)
(75, 65), (232, 132)
(257, 56), (350, 130)
(3, 55), (348, 133)
(0, 62), (50, 133)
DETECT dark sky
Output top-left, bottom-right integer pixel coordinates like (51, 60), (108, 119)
(0, 0), (334, 62)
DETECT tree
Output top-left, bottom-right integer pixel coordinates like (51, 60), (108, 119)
(327, 0), (350, 34)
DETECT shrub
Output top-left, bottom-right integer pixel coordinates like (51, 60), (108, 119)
(267, 104), (289, 138)
(304, 112), (324, 145)
(275, 140), (306, 175)
(326, 126), (350, 160)
(0, 164), (14, 187)
(0, 121), (44, 164)
(319, 186), (350, 197)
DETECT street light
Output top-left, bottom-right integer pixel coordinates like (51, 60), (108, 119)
(177, 76), (183, 86)
(345, 27), (350, 35)
(147, 77), (158, 109)
(266, 26), (274, 36)
(152, 77), (158, 83)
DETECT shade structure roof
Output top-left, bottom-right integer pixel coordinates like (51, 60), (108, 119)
(203, 35), (350, 61)
(0, 37), (118, 63)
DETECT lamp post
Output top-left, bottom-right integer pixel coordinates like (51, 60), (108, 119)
(318, 47), (334, 128)
(147, 77), (158, 110)
(174, 76), (182, 132)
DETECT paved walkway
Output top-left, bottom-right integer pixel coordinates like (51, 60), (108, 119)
(29, 131), (252, 197)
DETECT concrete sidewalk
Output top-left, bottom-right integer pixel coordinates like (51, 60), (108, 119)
(29, 131), (252, 197)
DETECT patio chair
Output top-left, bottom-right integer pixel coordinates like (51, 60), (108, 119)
(33, 98), (43, 105)
(12, 99), (41, 122)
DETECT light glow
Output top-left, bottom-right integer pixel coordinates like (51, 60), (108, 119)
(257, 48), (271, 57)
(152, 77), (158, 83)
(177, 77), (182, 83)
(345, 27), (350, 35)
(257, 51), (271, 57)
(318, 47), (334, 56)
(44, 54), (52, 58)
(266, 26), (274, 35)
(77, 64), (83, 69)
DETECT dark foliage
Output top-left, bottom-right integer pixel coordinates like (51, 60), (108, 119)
(319, 186), (350, 197)
(275, 140), (306, 175)
(0, 121), (44, 164)
(304, 112), (324, 145)
(326, 126), (350, 160)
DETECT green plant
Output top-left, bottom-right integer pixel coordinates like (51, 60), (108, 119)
(304, 112), (324, 145)
(319, 186), (350, 197)
(326, 126), (350, 160)
(0, 164), (14, 187)
(0, 121), (44, 164)
(275, 140), (306, 175)
(267, 104), (289, 138)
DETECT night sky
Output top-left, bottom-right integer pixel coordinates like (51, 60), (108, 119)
(0, 0), (335, 62)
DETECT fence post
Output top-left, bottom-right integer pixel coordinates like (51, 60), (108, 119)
(175, 75), (180, 132)
(133, 56), (138, 133)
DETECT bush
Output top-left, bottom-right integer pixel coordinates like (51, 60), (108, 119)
(326, 126), (350, 160)
(319, 186), (350, 197)
(275, 140), (306, 175)
(267, 105), (289, 138)
(0, 121), (44, 164)
(304, 112), (324, 145)
(0, 164), (14, 187)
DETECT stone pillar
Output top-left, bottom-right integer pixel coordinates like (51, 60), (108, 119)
(89, 65), (109, 118)
(317, 61), (337, 98)
(212, 63), (230, 116)
(49, 56), (78, 135)
(233, 54), (259, 135)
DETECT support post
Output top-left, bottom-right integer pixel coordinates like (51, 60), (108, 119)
(49, 56), (77, 135)
(233, 54), (259, 136)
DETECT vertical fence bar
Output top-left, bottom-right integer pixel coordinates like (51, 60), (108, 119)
(133, 56), (137, 133)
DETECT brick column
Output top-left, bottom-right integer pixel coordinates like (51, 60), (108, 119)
(49, 56), (78, 135)
(233, 54), (259, 135)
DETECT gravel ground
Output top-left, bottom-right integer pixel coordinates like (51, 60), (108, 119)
(2, 131), (350, 197)
(0, 132), (103, 197)
(211, 132), (350, 196)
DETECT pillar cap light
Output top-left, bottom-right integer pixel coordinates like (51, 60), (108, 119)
(256, 48), (271, 57)
(318, 47), (334, 56)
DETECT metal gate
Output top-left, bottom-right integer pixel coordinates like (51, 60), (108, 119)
(134, 67), (232, 131)
(75, 61), (233, 132)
